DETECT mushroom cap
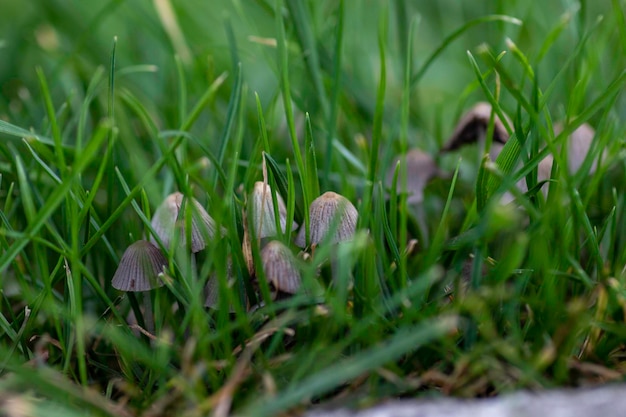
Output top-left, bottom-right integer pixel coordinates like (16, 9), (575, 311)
(442, 102), (511, 152)
(386, 149), (438, 204)
(499, 153), (554, 205)
(248, 182), (298, 239)
(537, 154), (554, 184)
(554, 122), (598, 174)
(112, 240), (167, 291)
(260, 240), (301, 294)
(295, 191), (358, 247)
(150, 192), (225, 253)
(498, 123), (598, 205)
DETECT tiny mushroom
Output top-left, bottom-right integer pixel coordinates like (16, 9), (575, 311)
(442, 103), (556, 203)
(385, 149), (439, 205)
(248, 181), (297, 239)
(441, 102), (511, 153)
(295, 191), (358, 248)
(554, 122), (599, 174)
(150, 191), (224, 253)
(112, 240), (167, 292)
(500, 123), (599, 204)
(443, 105), (602, 199)
(243, 181), (298, 276)
(260, 240), (301, 295)
(113, 240), (168, 336)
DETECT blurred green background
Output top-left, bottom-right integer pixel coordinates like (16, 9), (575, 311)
(1, 0), (621, 155)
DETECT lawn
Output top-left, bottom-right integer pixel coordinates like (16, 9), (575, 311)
(0, 0), (625, 416)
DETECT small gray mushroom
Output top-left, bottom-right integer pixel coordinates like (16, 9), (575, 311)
(150, 191), (224, 253)
(442, 102), (511, 152)
(113, 239), (168, 335)
(295, 192), (358, 248)
(112, 240), (167, 291)
(248, 181), (297, 239)
(386, 149), (439, 205)
(499, 154), (554, 205)
(554, 122), (599, 174)
(260, 240), (301, 295)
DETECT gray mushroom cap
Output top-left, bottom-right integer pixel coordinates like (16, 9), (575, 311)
(554, 123), (598, 174)
(499, 123), (599, 204)
(260, 240), (301, 294)
(150, 192), (225, 253)
(112, 240), (167, 291)
(248, 181), (298, 239)
(442, 102), (511, 152)
(295, 191), (358, 247)
(386, 149), (438, 204)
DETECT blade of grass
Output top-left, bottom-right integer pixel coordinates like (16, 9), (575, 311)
(303, 113), (318, 245)
(285, 0), (329, 118)
(275, 0), (309, 222)
(264, 151), (303, 222)
(36, 67), (66, 178)
(410, 15), (522, 87)
(0, 121), (111, 273)
(0, 120), (57, 147)
(397, 16), (419, 287)
(216, 63), (242, 168)
(323, 0), (344, 188)
(21, 138), (118, 261)
(424, 159), (461, 266)
(106, 37), (117, 217)
(359, 8), (387, 230)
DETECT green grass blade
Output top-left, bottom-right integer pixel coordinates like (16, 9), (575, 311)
(217, 63), (242, 167)
(36, 67), (66, 177)
(285, 0), (329, 118)
(0, 121), (111, 273)
(275, 0), (309, 216)
(359, 8), (387, 231)
(323, 0), (344, 187)
(410, 15), (522, 87)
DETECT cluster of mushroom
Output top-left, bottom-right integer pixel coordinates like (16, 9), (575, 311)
(111, 192), (225, 294)
(112, 102), (601, 327)
(111, 184), (359, 320)
(386, 101), (601, 207)
(242, 182), (358, 301)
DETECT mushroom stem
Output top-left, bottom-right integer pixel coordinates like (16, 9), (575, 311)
(127, 293), (144, 327)
(143, 294), (155, 335)
(414, 203), (429, 247)
(127, 292), (154, 343)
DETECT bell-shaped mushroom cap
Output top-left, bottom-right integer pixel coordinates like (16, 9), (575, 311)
(150, 192), (225, 253)
(295, 191), (358, 247)
(248, 182), (298, 239)
(260, 240), (301, 294)
(499, 153), (554, 205)
(112, 240), (167, 291)
(442, 102), (511, 152)
(386, 149), (438, 204)
(537, 154), (554, 185)
(554, 123), (598, 174)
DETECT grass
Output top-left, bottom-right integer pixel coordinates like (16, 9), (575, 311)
(0, 0), (625, 416)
